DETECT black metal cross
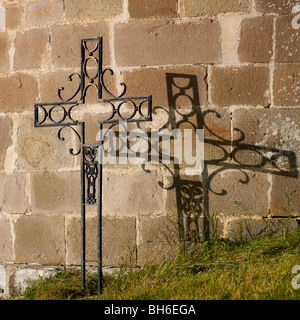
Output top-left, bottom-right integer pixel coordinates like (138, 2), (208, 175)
(34, 37), (152, 295)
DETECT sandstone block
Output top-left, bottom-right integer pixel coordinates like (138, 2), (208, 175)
(51, 22), (110, 68)
(5, 4), (23, 29)
(14, 28), (49, 70)
(40, 69), (81, 103)
(0, 73), (38, 112)
(79, 110), (117, 145)
(0, 32), (9, 73)
(128, 0), (177, 19)
(13, 267), (56, 294)
(273, 63), (300, 106)
(102, 169), (163, 216)
(275, 15), (300, 63)
(231, 108), (300, 171)
(221, 14), (241, 64)
(114, 19), (221, 67)
(64, 0), (123, 20)
(0, 173), (29, 214)
(208, 170), (270, 216)
(238, 16), (274, 63)
(163, 171), (203, 216)
(14, 215), (65, 265)
(137, 216), (178, 265)
(210, 66), (270, 107)
(66, 215), (136, 267)
(202, 107), (231, 164)
(181, 0), (251, 17)
(0, 215), (12, 262)
(40, 67), (116, 105)
(0, 6), (4, 30)
(271, 174), (300, 216)
(25, 0), (63, 26)
(255, 0), (299, 13)
(122, 65), (207, 110)
(227, 218), (298, 241)
(0, 115), (12, 170)
(16, 115), (75, 170)
(31, 171), (81, 214)
(123, 69), (230, 164)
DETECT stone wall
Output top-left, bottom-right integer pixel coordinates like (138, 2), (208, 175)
(0, 0), (300, 296)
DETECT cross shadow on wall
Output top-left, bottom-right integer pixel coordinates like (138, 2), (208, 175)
(140, 72), (298, 248)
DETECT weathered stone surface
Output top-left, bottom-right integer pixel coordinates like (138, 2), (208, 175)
(13, 267), (56, 294)
(208, 169), (270, 216)
(102, 169), (163, 216)
(227, 218), (299, 241)
(5, 4), (23, 29)
(273, 63), (300, 106)
(66, 215), (93, 266)
(137, 216), (178, 265)
(202, 107), (231, 164)
(64, 0), (123, 20)
(163, 171), (203, 216)
(16, 115), (75, 170)
(40, 67), (115, 105)
(25, 0), (63, 26)
(275, 15), (300, 63)
(122, 65), (207, 109)
(0, 5), (4, 30)
(255, 0), (299, 13)
(221, 14), (241, 64)
(66, 215), (136, 266)
(14, 215), (65, 265)
(238, 16), (274, 63)
(31, 171), (80, 214)
(0, 73), (38, 112)
(114, 19), (221, 67)
(0, 173), (29, 214)
(14, 28), (49, 70)
(0, 32), (9, 73)
(0, 115), (12, 170)
(181, 0), (251, 17)
(0, 216), (12, 262)
(0, 265), (9, 296)
(271, 174), (300, 216)
(128, 0), (178, 18)
(79, 110), (117, 145)
(51, 22), (110, 68)
(210, 66), (270, 107)
(40, 69), (81, 103)
(232, 108), (300, 171)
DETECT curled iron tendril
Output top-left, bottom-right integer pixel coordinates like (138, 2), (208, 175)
(57, 125), (81, 156)
(100, 68), (127, 99)
(58, 73), (81, 102)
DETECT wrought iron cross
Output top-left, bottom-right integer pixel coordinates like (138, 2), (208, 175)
(34, 37), (152, 295)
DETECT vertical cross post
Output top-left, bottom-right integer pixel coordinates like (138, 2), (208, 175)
(34, 37), (152, 295)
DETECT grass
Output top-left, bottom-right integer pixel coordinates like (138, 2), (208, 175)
(16, 229), (300, 300)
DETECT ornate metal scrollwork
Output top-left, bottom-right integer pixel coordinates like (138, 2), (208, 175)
(57, 125), (82, 156)
(58, 73), (82, 102)
(34, 103), (79, 127)
(100, 68), (127, 99)
(83, 146), (99, 204)
(34, 36), (152, 295)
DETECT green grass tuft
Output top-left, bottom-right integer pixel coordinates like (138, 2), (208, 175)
(16, 231), (300, 300)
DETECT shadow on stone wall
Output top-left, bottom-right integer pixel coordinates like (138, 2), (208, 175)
(143, 72), (299, 246)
